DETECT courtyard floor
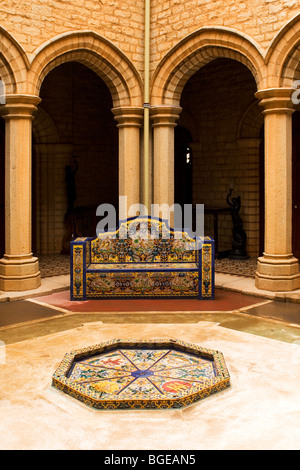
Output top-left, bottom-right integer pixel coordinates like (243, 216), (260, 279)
(0, 268), (300, 450)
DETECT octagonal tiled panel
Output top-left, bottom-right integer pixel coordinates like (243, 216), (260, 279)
(52, 339), (230, 409)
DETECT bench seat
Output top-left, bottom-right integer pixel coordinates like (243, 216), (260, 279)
(70, 216), (215, 300)
(86, 262), (198, 271)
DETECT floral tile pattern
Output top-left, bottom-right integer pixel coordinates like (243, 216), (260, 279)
(70, 217), (215, 300)
(52, 339), (230, 409)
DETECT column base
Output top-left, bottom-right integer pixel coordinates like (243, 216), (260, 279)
(0, 254), (41, 291)
(255, 254), (300, 292)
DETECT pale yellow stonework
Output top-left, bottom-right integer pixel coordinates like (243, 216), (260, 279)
(0, 95), (41, 291)
(1, 1), (300, 291)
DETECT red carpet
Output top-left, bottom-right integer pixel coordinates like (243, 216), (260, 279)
(35, 288), (262, 313)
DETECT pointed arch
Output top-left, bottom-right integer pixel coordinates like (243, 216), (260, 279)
(0, 25), (29, 94)
(28, 31), (143, 107)
(32, 107), (60, 144)
(265, 13), (300, 87)
(237, 101), (264, 140)
(151, 27), (266, 106)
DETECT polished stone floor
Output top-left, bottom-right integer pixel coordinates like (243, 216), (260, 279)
(0, 276), (300, 450)
(1, 287), (300, 346)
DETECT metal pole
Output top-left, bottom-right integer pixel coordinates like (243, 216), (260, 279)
(143, 0), (150, 213)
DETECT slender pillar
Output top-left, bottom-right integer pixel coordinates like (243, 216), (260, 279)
(151, 105), (182, 224)
(143, 0), (151, 213)
(255, 88), (300, 291)
(0, 95), (41, 291)
(112, 106), (144, 217)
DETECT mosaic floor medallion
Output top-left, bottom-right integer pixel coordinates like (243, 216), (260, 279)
(52, 339), (230, 409)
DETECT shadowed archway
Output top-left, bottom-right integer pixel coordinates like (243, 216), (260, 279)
(33, 61), (118, 255)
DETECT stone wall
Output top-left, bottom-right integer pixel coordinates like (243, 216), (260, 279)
(1, 1), (300, 78)
(1, 1), (300, 259)
(0, 0), (145, 71)
(150, 0), (300, 72)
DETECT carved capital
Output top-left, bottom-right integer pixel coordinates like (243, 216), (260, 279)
(255, 88), (294, 115)
(112, 106), (144, 128)
(0, 94), (41, 119)
(150, 105), (182, 127)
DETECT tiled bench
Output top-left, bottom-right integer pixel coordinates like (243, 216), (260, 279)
(70, 216), (214, 301)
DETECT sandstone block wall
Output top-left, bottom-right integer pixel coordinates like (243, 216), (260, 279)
(0, 0), (145, 71)
(0, 1), (300, 77)
(1, 1), (300, 258)
(151, 0), (300, 72)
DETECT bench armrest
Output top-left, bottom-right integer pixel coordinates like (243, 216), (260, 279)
(195, 237), (202, 268)
(70, 237), (92, 300)
(199, 237), (215, 299)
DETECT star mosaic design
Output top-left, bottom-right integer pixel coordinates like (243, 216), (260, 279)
(52, 339), (230, 409)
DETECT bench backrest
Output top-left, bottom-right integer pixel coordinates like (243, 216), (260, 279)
(90, 217), (198, 263)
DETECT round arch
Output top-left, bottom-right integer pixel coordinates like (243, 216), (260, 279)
(151, 27), (266, 106)
(28, 31), (143, 107)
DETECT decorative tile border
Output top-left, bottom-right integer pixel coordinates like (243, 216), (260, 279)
(70, 217), (215, 300)
(52, 338), (230, 410)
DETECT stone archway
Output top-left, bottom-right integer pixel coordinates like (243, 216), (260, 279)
(28, 31), (143, 107)
(0, 25), (29, 95)
(150, 28), (265, 253)
(151, 27), (266, 107)
(33, 61), (120, 256)
(0, 30), (144, 291)
(177, 57), (260, 258)
(29, 32), (144, 224)
(251, 16), (300, 291)
(0, 27), (39, 292)
(0, 26), (29, 260)
(267, 14), (300, 263)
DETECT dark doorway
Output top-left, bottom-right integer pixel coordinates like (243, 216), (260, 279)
(177, 58), (260, 257)
(32, 135), (37, 254)
(292, 110), (300, 260)
(33, 61), (118, 255)
(0, 118), (5, 258)
(259, 125), (265, 257)
(175, 125), (193, 207)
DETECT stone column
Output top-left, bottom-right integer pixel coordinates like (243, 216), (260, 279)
(151, 105), (182, 223)
(255, 88), (300, 291)
(0, 95), (41, 291)
(112, 107), (143, 218)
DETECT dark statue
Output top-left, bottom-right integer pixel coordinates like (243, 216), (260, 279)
(226, 188), (249, 260)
